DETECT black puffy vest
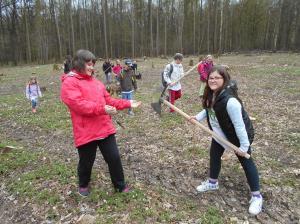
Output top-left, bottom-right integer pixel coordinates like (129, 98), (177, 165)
(206, 89), (254, 147)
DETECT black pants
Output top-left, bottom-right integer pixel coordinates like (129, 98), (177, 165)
(77, 134), (126, 191)
(209, 139), (260, 192)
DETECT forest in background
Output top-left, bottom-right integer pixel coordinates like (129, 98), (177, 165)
(1, 0), (300, 65)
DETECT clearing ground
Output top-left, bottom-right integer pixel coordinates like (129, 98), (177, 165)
(0, 53), (299, 223)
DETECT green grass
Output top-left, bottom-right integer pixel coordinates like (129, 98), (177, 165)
(0, 146), (39, 176)
(185, 145), (208, 159)
(95, 187), (202, 223)
(7, 160), (76, 205)
(199, 206), (223, 224)
(160, 113), (184, 129)
(0, 92), (72, 132)
(286, 132), (300, 150)
(261, 176), (299, 188)
(1, 142), (209, 223)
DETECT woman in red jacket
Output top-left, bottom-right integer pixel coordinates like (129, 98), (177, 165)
(61, 49), (141, 196)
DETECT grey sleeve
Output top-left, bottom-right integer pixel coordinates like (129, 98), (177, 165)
(226, 98), (250, 152)
(195, 109), (207, 121)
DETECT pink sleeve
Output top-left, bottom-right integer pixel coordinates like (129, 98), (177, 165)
(197, 64), (202, 74)
(61, 79), (106, 116)
(200, 64), (208, 80)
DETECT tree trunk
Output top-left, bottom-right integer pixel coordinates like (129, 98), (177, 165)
(198, 0), (203, 53)
(193, 0), (196, 55)
(207, 0), (211, 53)
(69, 0), (75, 55)
(131, 0), (135, 58)
(219, 0), (223, 53)
(213, 0), (218, 53)
(148, 0), (153, 56)
(10, 0), (18, 65)
(23, 0), (31, 62)
(50, 0), (63, 60)
(102, 0), (109, 58)
(164, 5), (167, 56)
(156, 0), (160, 56)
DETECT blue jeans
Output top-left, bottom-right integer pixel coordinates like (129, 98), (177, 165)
(31, 98), (38, 109)
(122, 92), (133, 112)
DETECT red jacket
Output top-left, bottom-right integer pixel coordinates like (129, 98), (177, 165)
(112, 64), (122, 76)
(197, 61), (213, 81)
(61, 71), (131, 147)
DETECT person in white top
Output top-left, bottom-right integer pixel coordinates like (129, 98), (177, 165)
(163, 53), (184, 112)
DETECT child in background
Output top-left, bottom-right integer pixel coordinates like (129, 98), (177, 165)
(25, 76), (42, 113)
(64, 55), (72, 74)
(119, 59), (137, 115)
(103, 59), (113, 84)
(131, 60), (138, 76)
(163, 53), (184, 113)
(112, 59), (122, 82)
(198, 54), (213, 97)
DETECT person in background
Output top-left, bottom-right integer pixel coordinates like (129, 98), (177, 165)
(61, 49), (141, 196)
(25, 76), (42, 113)
(112, 59), (122, 82)
(131, 60), (138, 76)
(198, 54), (213, 97)
(163, 53), (184, 113)
(102, 58), (113, 84)
(119, 59), (137, 116)
(64, 55), (72, 74)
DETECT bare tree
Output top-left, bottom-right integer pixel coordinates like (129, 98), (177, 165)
(49, 0), (63, 60)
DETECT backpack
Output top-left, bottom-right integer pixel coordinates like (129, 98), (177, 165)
(161, 64), (173, 87)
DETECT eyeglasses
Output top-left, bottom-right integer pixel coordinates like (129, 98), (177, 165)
(208, 76), (223, 81)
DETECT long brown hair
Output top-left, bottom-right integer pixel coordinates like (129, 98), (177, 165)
(202, 65), (231, 108)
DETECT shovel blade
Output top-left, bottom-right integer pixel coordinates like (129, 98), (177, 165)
(151, 101), (162, 116)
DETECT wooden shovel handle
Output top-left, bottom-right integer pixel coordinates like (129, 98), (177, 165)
(162, 100), (250, 159)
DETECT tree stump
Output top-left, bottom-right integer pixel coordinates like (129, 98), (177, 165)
(40, 86), (47, 92)
(53, 64), (60, 71)
(152, 62), (155, 68)
(189, 59), (194, 66)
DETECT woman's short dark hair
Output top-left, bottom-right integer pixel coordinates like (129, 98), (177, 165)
(72, 49), (96, 72)
(202, 65), (231, 108)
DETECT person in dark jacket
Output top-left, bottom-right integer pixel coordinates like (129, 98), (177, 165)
(190, 65), (263, 216)
(119, 59), (137, 115)
(102, 59), (113, 84)
(131, 60), (138, 75)
(61, 50), (141, 196)
(64, 55), (72, 74)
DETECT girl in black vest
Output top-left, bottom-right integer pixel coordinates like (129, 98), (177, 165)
(191, 65), (263, 215)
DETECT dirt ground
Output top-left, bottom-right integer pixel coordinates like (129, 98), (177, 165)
(0, 53), (299, 223)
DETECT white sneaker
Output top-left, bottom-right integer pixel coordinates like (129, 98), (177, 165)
(196, 180), (219, 192)
(249, 196), (263, 215)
